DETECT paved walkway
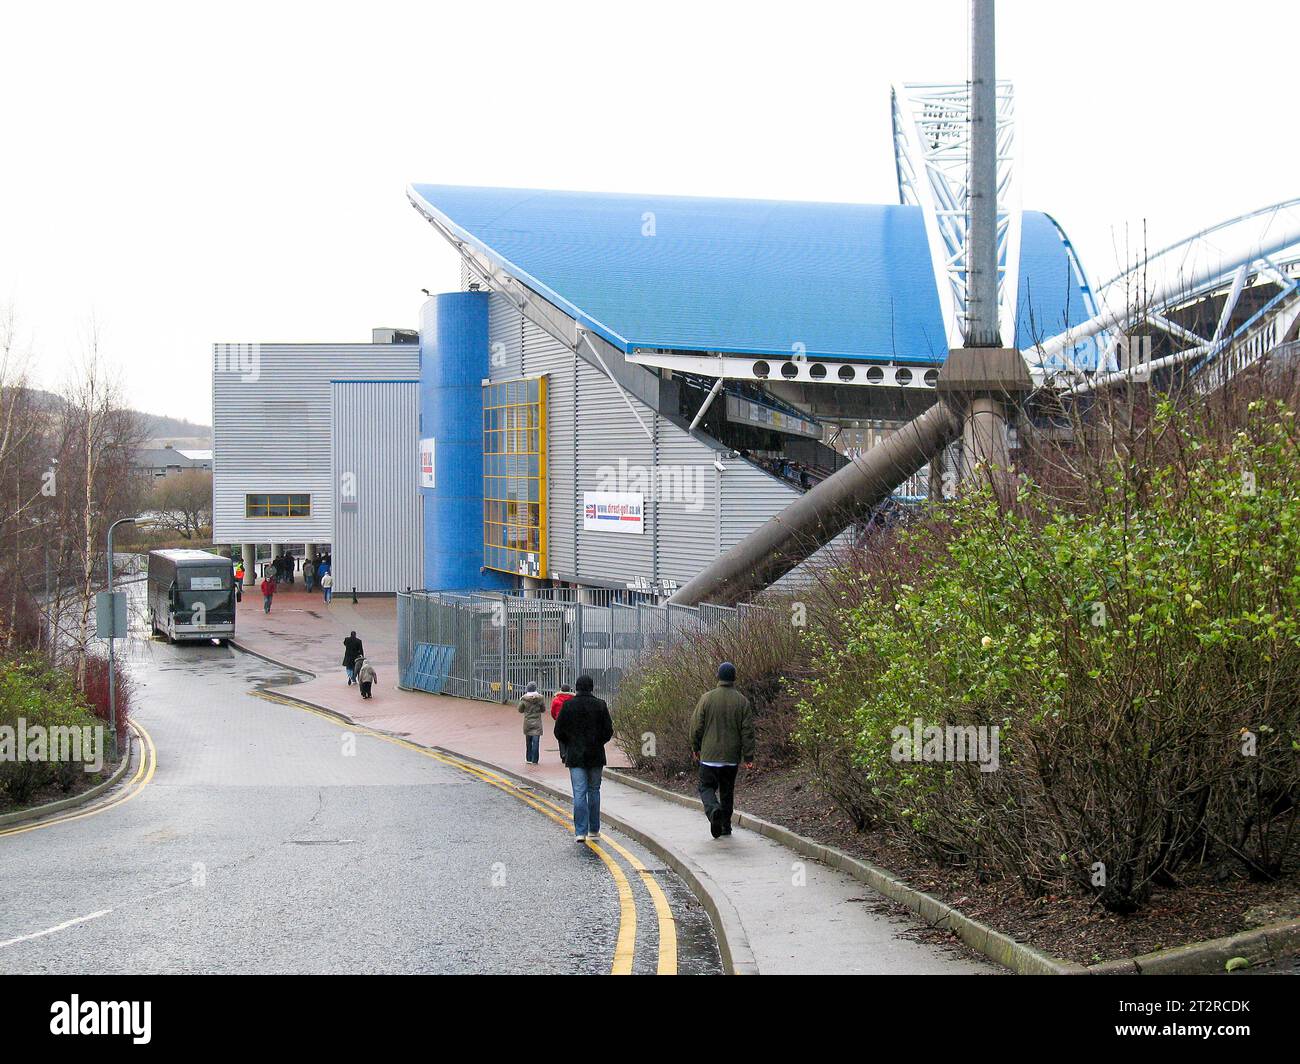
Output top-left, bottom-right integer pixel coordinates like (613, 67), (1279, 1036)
(233, 583), (991, 974)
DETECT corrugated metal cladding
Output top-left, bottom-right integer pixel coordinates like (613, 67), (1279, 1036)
(330, 381), (423, 593)
(485, 293), (798, 589)
(211, 343), (419, 546)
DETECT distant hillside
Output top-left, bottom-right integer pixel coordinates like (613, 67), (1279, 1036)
(138, 413), (211, 444)
(17, 387), (212, 445)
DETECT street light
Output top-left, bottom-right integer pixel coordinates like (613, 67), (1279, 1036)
(105, 515), (141, 762)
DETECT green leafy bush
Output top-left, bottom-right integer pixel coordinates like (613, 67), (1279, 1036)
(611, 600), (808, 779)
(0, 654), (105, 804)
(798, 398), (1300, 911)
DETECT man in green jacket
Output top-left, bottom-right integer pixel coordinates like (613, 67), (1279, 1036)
(690, 662), (755, 839)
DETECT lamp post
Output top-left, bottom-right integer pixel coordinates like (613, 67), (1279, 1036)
(105, 516), (140, 762)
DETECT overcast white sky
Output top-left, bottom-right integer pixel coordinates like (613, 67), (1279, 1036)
(2, 0), (1297, 423)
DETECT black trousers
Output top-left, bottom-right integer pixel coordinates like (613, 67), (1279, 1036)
(698, 764), (739, 827)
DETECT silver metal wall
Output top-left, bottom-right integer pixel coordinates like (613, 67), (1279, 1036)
(211, 342), (419, 545)
(483, 293), (806, 590)
(330, 381), (423, 593)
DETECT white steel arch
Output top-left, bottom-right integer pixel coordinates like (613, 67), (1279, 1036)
(1029, 198), (1300, 392)
(892, 80), (1022, 349)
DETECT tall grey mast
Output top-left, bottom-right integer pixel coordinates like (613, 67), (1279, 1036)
(966, 0), (1001, 348)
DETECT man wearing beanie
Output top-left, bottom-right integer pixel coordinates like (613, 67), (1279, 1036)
(689, 661), (755, 838)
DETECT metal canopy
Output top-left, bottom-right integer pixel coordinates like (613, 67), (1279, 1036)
(407, 184), (1091, 368)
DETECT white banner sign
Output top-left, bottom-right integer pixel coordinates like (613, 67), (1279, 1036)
(419, 438), (436, 489)
(583, 492), (644, 534)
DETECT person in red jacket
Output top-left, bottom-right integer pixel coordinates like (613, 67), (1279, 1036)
(259, 575), (275, 614)
(550, 684), (574, 764)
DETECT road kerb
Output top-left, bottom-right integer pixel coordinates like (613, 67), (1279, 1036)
(432, 747), (759, 977)
(0, 726), (137, 829)
(605, 768), (1082, 976)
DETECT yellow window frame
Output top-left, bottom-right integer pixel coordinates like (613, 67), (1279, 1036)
(482, 376), (547, 577)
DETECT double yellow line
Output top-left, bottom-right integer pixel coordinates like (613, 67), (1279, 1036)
(255, 689), (678, 975)
(0, 721), (158, 840)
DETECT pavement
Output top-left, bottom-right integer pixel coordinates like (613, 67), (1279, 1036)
(236, 581), (993, 974)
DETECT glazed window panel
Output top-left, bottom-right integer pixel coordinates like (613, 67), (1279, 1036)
(482, 377), (547, 577)
(246, 493), (311, 518)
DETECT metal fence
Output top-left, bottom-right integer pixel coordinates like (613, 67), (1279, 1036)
(397, 589), (762, 703)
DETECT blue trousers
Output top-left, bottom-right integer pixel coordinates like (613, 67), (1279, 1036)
(525, 734), (540, 764)
(569, 766), (603, 837)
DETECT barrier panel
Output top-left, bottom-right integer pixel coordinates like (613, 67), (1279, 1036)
(398, 590), (765, 703)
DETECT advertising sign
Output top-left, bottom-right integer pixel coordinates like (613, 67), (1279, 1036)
(419, 438), (436, 489)
(582, 492), (644, 534)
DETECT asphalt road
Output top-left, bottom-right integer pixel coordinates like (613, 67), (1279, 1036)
(0, 628), (720, 975)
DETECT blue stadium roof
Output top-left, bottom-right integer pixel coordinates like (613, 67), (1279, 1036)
(408, 184), (1094, 365)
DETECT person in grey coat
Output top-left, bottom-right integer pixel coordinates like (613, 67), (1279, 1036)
(518, 681), (546, 765)
(355, 657), (377, 699)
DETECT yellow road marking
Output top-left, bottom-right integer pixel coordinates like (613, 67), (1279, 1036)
(254, 690), (648, 975)
(0, 722), (157, 839)
(589, 834), (678, 975)
(438, 751), (678, 975)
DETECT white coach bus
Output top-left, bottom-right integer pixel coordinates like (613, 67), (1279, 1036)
(147, 549), (236, 644)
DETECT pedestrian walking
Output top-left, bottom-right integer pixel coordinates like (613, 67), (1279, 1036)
(690, 661), (755, 839)
(550, 683), (574, 764)
(259, 575), (275, 614)
(321, 571), (334, 603)
(518, 681), (546, 765)
(355, 657), (377, 699)
(553, 675), (613, 842)
(302, 558), (315, 593)
(342, 631), (364, 684)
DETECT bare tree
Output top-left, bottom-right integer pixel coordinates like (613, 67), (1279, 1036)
(53, 324), (143, 680)
(148, 469), (213, 540)
(0, 307), (51, 650)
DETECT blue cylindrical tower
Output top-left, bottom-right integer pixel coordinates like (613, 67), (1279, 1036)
(419, 292), (512, 591)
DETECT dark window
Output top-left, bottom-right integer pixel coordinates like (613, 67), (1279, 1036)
(245, 493), (311, 518)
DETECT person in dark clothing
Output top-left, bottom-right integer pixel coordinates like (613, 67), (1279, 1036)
(342, 631), (364, 685)
(690, 661), (755, 838)
(553, 675), (613, 842)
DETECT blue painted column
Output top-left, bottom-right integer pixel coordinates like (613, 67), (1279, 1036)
(419, 293), (513, 591)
